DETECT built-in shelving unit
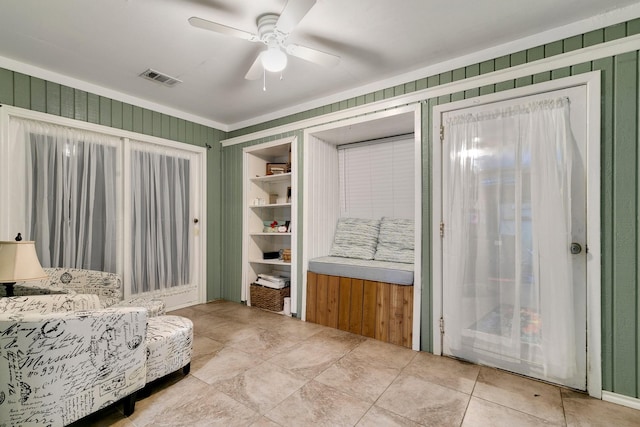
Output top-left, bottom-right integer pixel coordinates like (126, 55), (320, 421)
(242, 136), (297, 312)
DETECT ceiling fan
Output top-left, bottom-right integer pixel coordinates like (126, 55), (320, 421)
(189, 0), (340, 80)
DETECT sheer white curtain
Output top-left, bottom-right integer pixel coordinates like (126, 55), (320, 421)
(11, 118), (119, 271)
(130, 147), (190, 294)
(443, 98), (577, 382)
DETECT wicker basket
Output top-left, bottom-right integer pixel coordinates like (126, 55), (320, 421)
(250, 283), (290, 311)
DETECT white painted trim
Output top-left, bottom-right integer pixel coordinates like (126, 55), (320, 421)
(584, 71), (602, 400)
(431, 71), (602, 398)
(222, 33), (640, 147)
(431, 105), (443, 356)
(201, 152), (208, 304)
(602, 391), (640, 411)
(411, 103), (423, 351)
(300, 104), (422, 350)
(290, 138), (298, 313)
(0, 108), (11, 238)
(0, 56), (226, 132)
(228, 2), (640, 131)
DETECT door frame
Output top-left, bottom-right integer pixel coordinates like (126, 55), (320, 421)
(431, 71), (601, 397)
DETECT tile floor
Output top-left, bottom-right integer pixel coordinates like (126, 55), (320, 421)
(72, 300), (639, 427)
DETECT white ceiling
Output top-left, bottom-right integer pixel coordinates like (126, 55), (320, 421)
(0, 0), (639, 132)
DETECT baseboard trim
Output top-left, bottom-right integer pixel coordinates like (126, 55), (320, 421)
(601, 391), (640, 411)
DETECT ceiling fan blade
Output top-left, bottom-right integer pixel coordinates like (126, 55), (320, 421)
(276, 0), (316, 34)
(286, 44), (340, 68)
(245, 52), (264, 80)
(189, 16), (258, 41)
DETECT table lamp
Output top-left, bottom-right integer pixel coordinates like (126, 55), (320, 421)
(0, 233), (48, 297)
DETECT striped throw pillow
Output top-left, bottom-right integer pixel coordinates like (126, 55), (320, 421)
(329, 218), (381, 260)
(374, 217), (415, 263)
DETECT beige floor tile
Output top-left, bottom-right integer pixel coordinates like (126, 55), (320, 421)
(68, 301), (640, 426)
(191, 346), (264, 385)
(179, 312), (230, 337)
(228, 328), (302, 359)
(315, 356), (401, 403)
(190, 335), (225, 371)
(251, 416), (284, 426)
(462, 397), (562, 426)
(191, 334), (224, 358)
(305, 327), (368, 353)
(168, 306), (203, 318)
(198, 318), (264, 343)
(208, 302), (285, 325)
(216, 360), (308, 414)
(268, 338), (348, 378)
(346, 338), (416, 370)
(403, 352), (479, 394)
(562, 389), (640, 427)
(376, 374), (470, 426)
(143, 369), (192, 396)
(266, 380), (371, 426)
(130, 375), (259, 426)
(356, 405), (423, 427)
(473, 367), (565, 424)
(269, 316), (327, 340)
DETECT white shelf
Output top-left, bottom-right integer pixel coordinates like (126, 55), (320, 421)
(249, 259), (293, 266)
(249, 203), (291, 209)
(250, 172), (292, 184)
(250, 232), (292, 236)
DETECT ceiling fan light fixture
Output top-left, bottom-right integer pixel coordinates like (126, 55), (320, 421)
(261, 46), (288, 72)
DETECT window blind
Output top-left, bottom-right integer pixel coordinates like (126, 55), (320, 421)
(338, 135), (414, 220)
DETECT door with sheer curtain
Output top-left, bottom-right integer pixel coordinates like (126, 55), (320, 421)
(441, 87), (587, 390)
(127, 142), (202, 309)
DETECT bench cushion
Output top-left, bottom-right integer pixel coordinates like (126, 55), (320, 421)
(308, 256), (414, 285)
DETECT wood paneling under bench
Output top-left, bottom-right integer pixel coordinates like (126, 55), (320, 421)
(306, 271), (413, 348)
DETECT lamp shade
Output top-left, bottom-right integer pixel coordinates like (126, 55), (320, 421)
(0, 240), (47, 283)
(261, 46), (288, 72)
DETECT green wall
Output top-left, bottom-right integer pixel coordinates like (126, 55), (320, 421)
(223, 20), (640, 399)
(0, 69), (227, 301)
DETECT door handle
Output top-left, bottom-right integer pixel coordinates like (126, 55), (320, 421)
(570, 242), (582, 254)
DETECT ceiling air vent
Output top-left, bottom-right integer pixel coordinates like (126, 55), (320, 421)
(139, 68), (182, 87)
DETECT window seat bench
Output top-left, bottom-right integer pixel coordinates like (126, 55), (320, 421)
(306, 257), (413, 348)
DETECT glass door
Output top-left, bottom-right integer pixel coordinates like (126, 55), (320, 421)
(126, 141), (203, 310)
(441, 87), (587, 390)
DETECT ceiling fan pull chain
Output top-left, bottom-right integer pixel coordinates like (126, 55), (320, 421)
(280, 72), (283, 81)
(263, 68), (267, 92)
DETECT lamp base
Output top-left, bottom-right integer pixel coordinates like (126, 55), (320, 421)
(2, 282), (16, 297)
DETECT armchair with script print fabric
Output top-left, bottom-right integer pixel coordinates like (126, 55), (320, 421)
(0, 294), (147, 426)
(5, 267), (166, 318)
